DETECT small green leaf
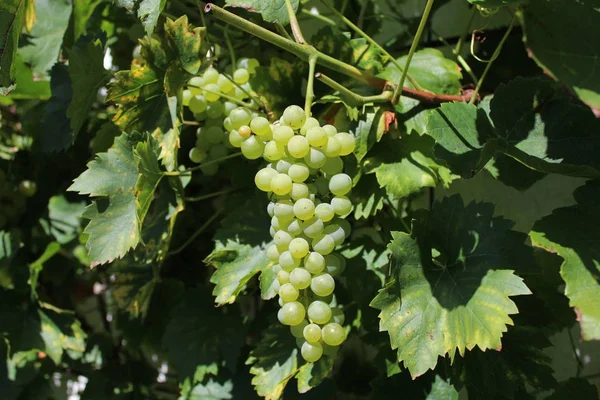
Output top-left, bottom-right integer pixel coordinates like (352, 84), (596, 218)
(353, 106), (386, 162)
(37, 305), (87, 363)
(530, 181), (600, 340)
(181, 379), (233, 400)
(28, 241), (60, 299)
(295, 356), (334, 394)
(115, 0), (166, 34)
(224, 0), (299, 26)
(206, 241), (271, 306)
(164, 16), (204, 75)
(0, 0), (25, 94)
(44, 196), (85, 244)
(426, 376), (458, 400)
(518, 0), (600, 109)
(371, 196), (531, 377)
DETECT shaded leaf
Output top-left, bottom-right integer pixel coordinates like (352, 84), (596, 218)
(224, 0), (299, 26)
(110, 260), (156, 318)
(181, 379), (233, 400)
(295, 356), (334, 394)
(546, 378), (600, 400)
(44, 196), (85, 244)
(427, 375), (458, 400)
(468, 0), (525, 8)
(250, 57), (304, 117)
(115, 0), (166, 34)
(0, 0), (25, 94)
(40, 63), (73, 152)
(353, 106), (386, 162)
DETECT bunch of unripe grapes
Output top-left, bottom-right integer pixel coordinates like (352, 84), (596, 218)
(227, 104), (356, 362)
(0, 170), (27, 230)
(182, 58), (260, 175)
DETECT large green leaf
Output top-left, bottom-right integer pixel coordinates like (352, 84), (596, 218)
(371, 196), (531, 377)
(530, 181), (600, 340)
(224, 0), (299, 26)
(18, 0), (72, 79)
(115, 0), (166, 34)
(0, 0), (25, 94)
(518, 0), (600, 108)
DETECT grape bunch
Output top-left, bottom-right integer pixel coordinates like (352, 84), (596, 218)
(182, 58), (260, 175)
(228, 105), (356, 362)
(0, 170), (27, 230)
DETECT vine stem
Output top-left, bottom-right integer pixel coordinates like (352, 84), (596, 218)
(163, 153), (243, 176)
(316, 73), (392, 106)
(392, 0), (436, 104)
(166, 209), (224, 257)
(285, 0), (306, 44)
(186, 188), (236, 202)
(305, 56), (318, 115)
(224, 26), (236, 67)
(320, 0), (422, 90)
(469, 17), (514, 104)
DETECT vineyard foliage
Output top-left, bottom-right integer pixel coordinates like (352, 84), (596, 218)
(0, 0), (599, 399)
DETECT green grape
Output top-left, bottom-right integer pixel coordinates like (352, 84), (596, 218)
(322, 124), (337, 137)
(278, 301), (306, 326)
(200, 162), (219, 176)
(290, 183), (309, 201)
(331, 196), (353, 215)
(290, 267), (311, 289)
(274, 230), (293, 248)
(273, 264), (282, 274)
(311, 273), (335, 297)
(293, 198), (315, 221)
(182, 89), (192, 106)
(289, 238), (309, 259)
(321, 323), (345, 346)
(334, 132), (356, 156)
(271, 215), (287, 231)
(280, 250), (300, 271)
(321, 156), (343, 175)
(274, 200), (294, 221)
(223, 117), (233, 132)
(306, 127), (328, 147)
(287, 219), (305, 236)
(329, 173), (352, 196)
(324, 224), (345, 246)
(304, 252), (325, 274)
(271, 173), (293, 195)
(288, 163), (310, 183)
(189, 95), (208, 113)
(267, 244), (280, 262)
(217, 74), (234, 93)
(277, 270), (290, 284)
(267, 202), (275, 217)
(301, 341), (323, 362)
(203, 67), (219, 84)
(194, 111), (207, 121)
(239, 125), (252, 138)
(307, 301), (332, 324)
(255, 168), (278, 192)
(229, 107), (253, 129)
(233, 68), (250, 84)
(323, 136), (342, 157)
(331, 308), (345, 325)
(325, 254), (345, 277)
(204, 126), (224, 144)
(264, 140), (286, 161)
(206, 101), (224, 119)
(303, 324), (322, 343)
(315, 203), (334, 222)
(300, 117), (320, 135)
(312, 234), (335, 255)
(279, 283), (300, 302)
(275, 159), (293, 173)
(229, 129), (245, 148)
(189, 147), (207, 164)
(273, 125), (294, 145)
(287, 136), (310, 158)
(237, 58), (259, 73)
(250, 117), (271, 136)
(304, 147), (327, 169)
(203, 83), (221, 102)
(282, 105), (306, 130)
(209, 144), (228, 159)
(205, 118), (222, 127)
(322, 343), (339, 356)
(241, 136), (265, 159)
(333, 218), (352, 238)
(223, 101), (238, 116)
(290, 320), (309, 338)
(303, 217), (325, 238)
(188, 76), (204, 95)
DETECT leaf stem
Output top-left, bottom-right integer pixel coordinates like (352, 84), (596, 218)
(320, 0), (422, 90)
(186, 188), (236, 202)
(469, 18), (514, 104)
(305, 55), (318, 115)
(163, 152), (243, 176)
(316, 73), (392, 106)
(285, 0), (306, 44)
(274, 22), (293, 41)
(392, 0), (436, 104)
(300, 9), (336, 26)
(166, 208), (224, 257)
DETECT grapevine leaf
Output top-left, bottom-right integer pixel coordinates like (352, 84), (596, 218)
(214, 193), (270, 247)
(251, 57), (304, 117)
(546, 378), (600, 400)
(350, 38), (385, 75)
(0, 0), (25, 94)
(92, 122), (121, 154)
(71, 0), (103, 39)
(224, 0), (299, 26)
(371, 196), (531, 377)
(295, 356), (334, 394)
(468, 0), (525, 8)
(353, 106), (387, 162)
(37, 305), (87, 363)
(182, 379), (234, 400)
(66, 34), (111, 139)
(206, 241), (271, 306)
(40, 63), (73, 152)
(18, 0), (72, 79)
(6, 55), (51, 100)
(43, 196), (85, 244)
(114, 0), (166, 34)
(518, 0), (600, 109)
(164, 288), (244, 383)
(259, 264), (278, 300)
(352, 173), (385, 220)
(365, 134), (455, 199)
(426, 376), (458, 400)
(164, 16), (205, 75)
(134, 138), (163, 226)
(530, 181), (600, 340)
(28, 242), (60, 299)
(109, 260), (156, 318)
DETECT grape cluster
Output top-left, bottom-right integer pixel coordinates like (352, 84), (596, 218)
(0, 170), (27, 230)
(229, 105), (356, 362)
(182, 58), (260, 175)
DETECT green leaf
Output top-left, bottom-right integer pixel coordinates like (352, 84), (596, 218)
(115, 0), (166, 35)
(40, 63), (73, 152)
(164, 288), (244, 383)
(295, 356), (334, 394)
(206, 241), (271, 306)
(224, 0), (299, 26)
(0, 0), (25, 94)
(350, 38), (385, 75)
(468, 0), (525, 8)
(518, 0), (600, 109)
(164, 16), (204, 75)
(426, 376), (458, 400)
(28, 241), (60, 299)
(5, 55), (51, 100)
(43, 196), (85, 244)
(71, 0), (103, 39)
(134, 138), (163, 226)
(110, 260), (156, 318)
(18, 0), (72, 79)
(250, 57), (304, 117)
(37, 305), (87, 363)
(530, 181), (600, 340)
(352, 173), (385, 220)
(353, 106), (387, 162)
(259, 264), (278, 300)
(66, 34), (111, 139)
(181, 379), (233, 400)
(546, 378), (600, 400)
(371, 196), (531, 377)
